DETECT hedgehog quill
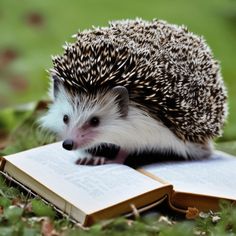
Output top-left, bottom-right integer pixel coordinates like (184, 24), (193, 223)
(40, 19), (227, 165)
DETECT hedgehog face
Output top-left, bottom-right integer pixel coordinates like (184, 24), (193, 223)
(40, 77), (129, 151)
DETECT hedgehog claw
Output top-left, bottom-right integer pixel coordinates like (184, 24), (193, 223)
(76, 148), (128, 165)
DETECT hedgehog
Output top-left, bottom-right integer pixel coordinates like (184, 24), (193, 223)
(39, 18), (228, 165)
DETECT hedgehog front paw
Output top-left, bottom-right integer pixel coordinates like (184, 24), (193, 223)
(75, 156), (107, 165)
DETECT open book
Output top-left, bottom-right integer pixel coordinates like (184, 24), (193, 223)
(0, 143), (236, 226)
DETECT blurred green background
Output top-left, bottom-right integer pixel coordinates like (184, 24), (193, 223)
(0, 0), (236, 142)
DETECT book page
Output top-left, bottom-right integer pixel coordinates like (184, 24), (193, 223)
(143, 151), (236, 200)
(4, 143), (164, 214)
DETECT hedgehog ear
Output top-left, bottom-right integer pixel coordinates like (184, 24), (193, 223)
(51, 75), (61, 98)
(111, 86), (129, 117)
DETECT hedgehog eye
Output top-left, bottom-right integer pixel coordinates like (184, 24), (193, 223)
(89, 116), (100, 127)
(63, 114), (69, 124)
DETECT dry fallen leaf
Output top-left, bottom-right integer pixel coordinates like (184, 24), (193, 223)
(186, 207), (199, 220)
(25, 12), (44, 27)
(41, 217), (56, 236)
(199, 212), (209, 219)
(212, 215), (221, 223)
(158, 216), (174, 225)
(0, 206), (4, 215)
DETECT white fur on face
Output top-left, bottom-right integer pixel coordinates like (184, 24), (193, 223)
(39, 85), (122, 147)
(39, 86), (75, 138)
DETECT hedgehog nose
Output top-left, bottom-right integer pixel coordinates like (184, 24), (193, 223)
(62, 139), (74, 151)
